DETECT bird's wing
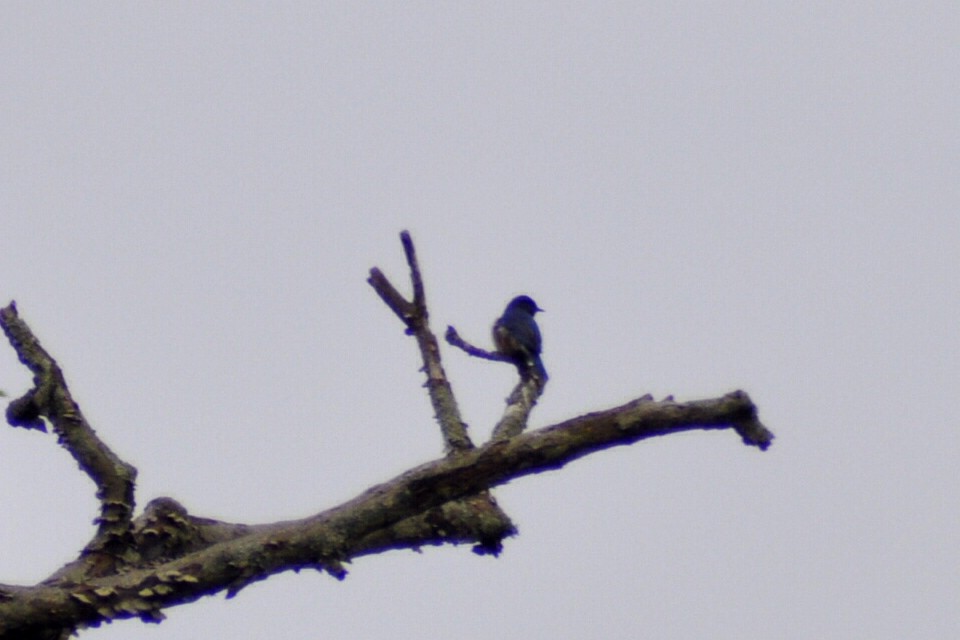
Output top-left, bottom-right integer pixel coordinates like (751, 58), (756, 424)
(505, 311), (541, 354)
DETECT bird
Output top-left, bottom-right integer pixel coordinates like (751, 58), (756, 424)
(492, 295), (548, 382)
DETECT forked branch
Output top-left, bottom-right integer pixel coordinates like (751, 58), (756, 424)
(0, 232), (772, 639)
(368, 231), (472, 453)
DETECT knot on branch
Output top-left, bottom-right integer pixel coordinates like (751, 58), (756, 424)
(134, 498), (201, 561)
(133, 498), (251, 562)
(6, 391), (45, 431)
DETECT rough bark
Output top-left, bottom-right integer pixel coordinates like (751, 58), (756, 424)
(0, 232), (773, 638)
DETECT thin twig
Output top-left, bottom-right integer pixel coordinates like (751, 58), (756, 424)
(444, 326), (510, 363)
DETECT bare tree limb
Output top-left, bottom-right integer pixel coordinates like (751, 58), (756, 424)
(367, 230), (472, 453)
(444, 325), (511, 364)
(491, 378), (543, 440)
(0, 233), (772, 638)
(0, 303), (137, 565)
(0, 388), (769, 635)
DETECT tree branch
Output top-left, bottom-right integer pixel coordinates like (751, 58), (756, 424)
(367, 231), (472, 453)
(0, 233), (773, 638)
(0, 388), (770, 634)
(444, 325), (511, 364)
(0, 303), (137, 564)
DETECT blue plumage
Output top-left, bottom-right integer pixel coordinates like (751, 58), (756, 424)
(492, 295), (548, 382)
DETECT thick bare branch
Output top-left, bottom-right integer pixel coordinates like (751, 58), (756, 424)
(0, 302), (137, 560)
(0, 389), (770, 635)
(0, 235), (773, 638)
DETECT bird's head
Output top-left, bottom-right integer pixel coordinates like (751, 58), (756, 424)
(507, 295), (544, 315)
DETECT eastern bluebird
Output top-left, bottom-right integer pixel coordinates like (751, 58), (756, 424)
(492, 295), (548, 382)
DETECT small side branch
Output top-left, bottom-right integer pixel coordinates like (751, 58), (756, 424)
(368, 232), (472, 454)
(444, 326), (511, 364)
(446, 325), (544, 441)
(0, 302), (137, 559)
(491, 378), (542, 440)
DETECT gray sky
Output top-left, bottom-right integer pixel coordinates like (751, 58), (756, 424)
(1, 3), (958, 639)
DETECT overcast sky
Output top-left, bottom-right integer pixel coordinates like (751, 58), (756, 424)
(1, 3), (958, 639)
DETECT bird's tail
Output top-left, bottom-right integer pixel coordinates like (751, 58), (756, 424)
(526, 354), (548, 383)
